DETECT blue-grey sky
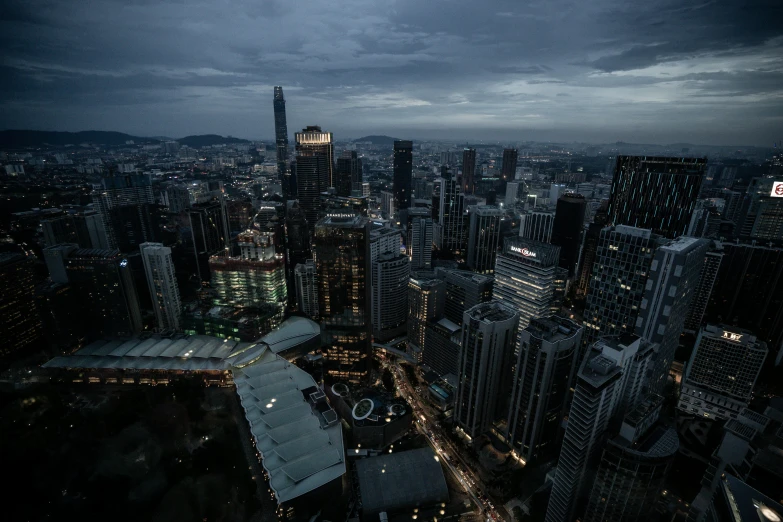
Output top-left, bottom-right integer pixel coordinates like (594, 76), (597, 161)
(1, 0), (781, 145)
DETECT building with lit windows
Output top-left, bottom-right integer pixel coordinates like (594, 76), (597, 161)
(140, 242), (182, 331)
(501, 148), (518, 184)
(436, 168), (466, 257)
(294, 260), (318, 319)
(189, 199), (230, 281)
(0, 252), (42, 358)
(466, 205), (503, 274)
(436, 268), (493, 324)
(409, 215), (433, 270)
(393, 140), (413, 212)
(295, 125), (334, 188)
(407, 278), (445, 358)
(371, 252), (410, 342)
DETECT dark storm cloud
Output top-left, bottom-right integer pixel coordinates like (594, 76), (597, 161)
(0, 0), (781, 144)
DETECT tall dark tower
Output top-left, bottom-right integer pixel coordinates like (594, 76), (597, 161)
(336, 150), (362, 197)
(501, 148), (518, 183)
(607, 156), (707, 238)
(393, 140), (413, 213)
(273, 86), (290, 198)
(551, 193), (587, 277)
(295, 126), (334, 188)
(462, 148), (477, 195)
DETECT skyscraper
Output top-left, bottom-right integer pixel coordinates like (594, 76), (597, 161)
(607, 156), (707, 238)
(336, 150), (362, 196)
(314, 214), (372, 382)
(92, 172), (155, 249)
(684, 246), (723, 333)
(583, 225), (662, 347)
(0, 252), (42, 358)
(519, 208), (555, 243)
(408, 278), (445, 355)
(455, 301), (519, 439)
(189, 200), (230, 281)
(294, 259), (318, 320)
(42, 210), (108, 250)
(409, 216), (434, 270)
(462, 148), (477, 195)
(493, 237), (560, 329)
(635, 236), (709, 393)
(295, 125), (334, 188)
(505, 316), (583, 464)
(284, 201), (311, 310)
(436, 268), (494, 325)
(466, 205), (503, 274)
(273, 86), (291, 198)
(372, 252), (410, 342)
(501, 148), (518, 184)
(393, 140), (413, 213)
(139, 242), (182, 331)
(677, 324), (767, 421)
(505, 182), (520, 208)
(295, 154), (330, 226)
(437, 169), (466, 257)
(575, 199), (609, 299)
(551, 193), (587, 277)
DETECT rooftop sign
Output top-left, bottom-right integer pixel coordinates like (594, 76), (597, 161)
(510, 246), (537, 258)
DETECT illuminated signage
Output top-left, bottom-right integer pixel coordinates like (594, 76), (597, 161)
(771, 181), (783, 198)
(119, 259), (128, 268)
(721, 331), (743, 342)
(510, 246), (537, 258)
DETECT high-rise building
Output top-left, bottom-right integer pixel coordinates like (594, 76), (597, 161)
(505, 316), (583, 464)
(139, 242), (182, 331)
(408, 278), (445, 355)
(607, 156), (707, 239)
(437, 169), (466, 256)
(372, 252), (410, 342)
(42, 210), (108, 250)
(315, 214), (372, 382)
(505, 182), (520, 208)
(393, 140), (413, 212)
(424, 317), (462, 377)
(43, 243), (78, 284)
(0, 252), (42, 358)
(519, 208), (555, 243)
(583, 395), (679, 522)
(462, 148), (477, 195)
(65, 248), (143, 338)
(466, 205), (503, 274)
(295, 125), (334, 188)
(273, 86), (291, 198)
(493, 237), (560, 329)
(105, 202), (165, 253)
(551, 193), (587, 277)
(294, 259), (318, 320)
(501, 149), (518, 184)
(336, 150), (362, 196)
(677, 325), (767, 421)
(455, 301), (519, 439)
(575, 200), (609, 299)
(295, 154), (330, 226)
(408, 214), (433, 271)
(284, 201), (311, 310)
(162, 183), (192, 214)
(684, 246), (723, 333)
(189, 200), (230, 281)
(635, 236), (709, 393)
(369, 227), (402, 264)
(436, 268), (494, 325)
(380, 190), (395, 217)
(747, 196), (783, 241)
(93, 173), (155, 249)
(545, 335), (655, 522)
(583, 225), (662, 346)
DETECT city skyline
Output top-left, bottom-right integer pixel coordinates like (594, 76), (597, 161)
(1, 1), (782, 146)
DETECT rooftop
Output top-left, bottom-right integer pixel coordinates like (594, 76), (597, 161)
(526, 316), (582, 343)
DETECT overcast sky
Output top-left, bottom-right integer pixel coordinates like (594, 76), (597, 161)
(1, 0), (781, 145)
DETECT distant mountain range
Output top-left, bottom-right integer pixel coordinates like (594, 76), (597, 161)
(0, 130), (251, 149)
(353, 135), (399, 145)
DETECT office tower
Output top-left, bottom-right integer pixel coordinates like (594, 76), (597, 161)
(437, 169), (466, 256)
(551, 193), (587, 277)
(684, 246), (723, 333)
(545, 335), (655, 522)
(575, 200), (609, 299)
(413, 177), (432, 200)
(380, 190), (395, 217)
(189, 200), (230, 281)
(227, 200), (254, 234)
(295, 125), (334, 188)
(505, 182), (519, 208)
(336, 150), (362, 196)
(372, 252), (410, 342)
(747, 196), (783, 241)
(162, 183), (191, 213)
(273, 86), (291, 198)
(408, 278), (445, 354)
(455, 301), (519, 439)
(705, 241), (783, 348)
(93, 172), (155, 249)
(105, 202), (165, 253)
(607, 156), (707, 239)
(715, 166), (737, 188)
(493, 237), (560, 329)
(209, 231), (287, 315)
(314, 214), (372, 382)
(462, 148), (477, 195)
(583, 395), (678, 522)
(139, 242), (182, 331)
(518, 208), (555, 243)
(635, 237), (709, 393)
(424, 317), (462, 377)
(320, 192), (369, 220)
(583, 225), (662, 346)
(42, 210), (108, 249)
(393, 140), (413, 212)
(295, 154), (330, 226)
(43, 243), (79, 284)
(677, 325), (767, 420)
(410, 217), (433, 270)
(65, 249), (143, 338)
(284, 201), (311, 309)
(369, 227), (402, 263)
(436, 268), (494, 325)
(294, 259), (318, 319)
(0, 252), (42, 358)
(501, 149), (518, 184)
(505, 316), (584, 464)
(466, 205), (503, 274)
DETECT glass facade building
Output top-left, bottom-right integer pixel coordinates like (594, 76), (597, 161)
(393, 140), (413, 212)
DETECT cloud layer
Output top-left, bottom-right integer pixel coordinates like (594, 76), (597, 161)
(1, 0), (781, 145)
